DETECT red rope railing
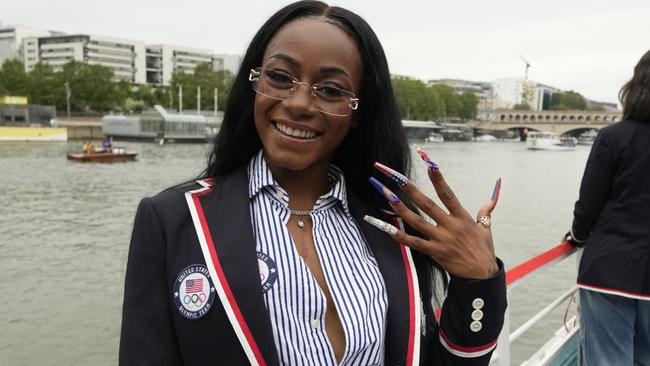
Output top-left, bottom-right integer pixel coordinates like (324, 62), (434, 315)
(505, 241), (576, 287)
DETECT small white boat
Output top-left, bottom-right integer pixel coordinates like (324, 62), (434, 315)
(577, 129), (597, 145)
(526, 132), (576, 151)
(424, 132), (444, 143)
(475, 134), (498, 142)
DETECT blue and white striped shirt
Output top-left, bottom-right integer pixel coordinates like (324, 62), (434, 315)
(248, 151), (388, 365)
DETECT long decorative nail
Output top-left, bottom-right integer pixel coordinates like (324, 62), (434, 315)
(369, 177), (400, 205)
(364, 215), (399, 236)
(491, 177), (502, 204)
(412, 144), (439, 173)
(373, 162), (410, 186)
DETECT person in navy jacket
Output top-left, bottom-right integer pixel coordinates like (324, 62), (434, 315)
(565, 49), (650, 365)
(120, 2), (507, 365)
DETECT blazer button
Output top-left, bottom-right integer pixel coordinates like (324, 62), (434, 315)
(470, 321), (483, 333)
(472, 298), (484, 310)
(471, 309), (484, 321)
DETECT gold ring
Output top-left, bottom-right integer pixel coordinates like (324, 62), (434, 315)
(478, 215), (491, 228)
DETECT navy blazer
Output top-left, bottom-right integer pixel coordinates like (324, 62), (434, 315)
(120, 166), (506, 365)
(572, 119), (650, 298)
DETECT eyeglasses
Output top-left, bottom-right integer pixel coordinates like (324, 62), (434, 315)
(249, 67), (359, 117)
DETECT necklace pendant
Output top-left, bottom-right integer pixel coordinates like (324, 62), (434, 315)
(297, 220), (305, 228)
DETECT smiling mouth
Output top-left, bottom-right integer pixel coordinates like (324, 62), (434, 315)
(272, 121), (320, 140)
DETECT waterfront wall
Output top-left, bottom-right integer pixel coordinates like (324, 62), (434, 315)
(56, 118), (103, 140)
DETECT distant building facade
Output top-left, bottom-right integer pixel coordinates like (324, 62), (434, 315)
(212, 53), (242, 75)
(492, 78), (559, 111)
(1, 22), (242, 86)
(0, 24), (55, 66)
(144, 47), (242, 86)
(0, 95), (56, 125)
(146, 45), (212, 85)
(22, 34), (147, 83)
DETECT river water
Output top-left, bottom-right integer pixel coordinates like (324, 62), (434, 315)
(0, 140), (590, 365)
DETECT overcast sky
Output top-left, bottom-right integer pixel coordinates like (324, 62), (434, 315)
(3, 0), (649, 104)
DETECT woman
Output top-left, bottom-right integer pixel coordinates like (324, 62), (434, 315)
(566, 50), (650, 365)
(120, 2), (506, 365)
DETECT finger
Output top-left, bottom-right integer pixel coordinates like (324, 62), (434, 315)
(368, 177), (441, 237)
(363, 215), (442, 255)
(372, 163), (449, 224)
(476, 178), (501, 225)
(476, 200), (496, 222)
(412, 144), (471, 219)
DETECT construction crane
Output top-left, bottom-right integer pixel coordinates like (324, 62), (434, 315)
(520, 55), (531, 80)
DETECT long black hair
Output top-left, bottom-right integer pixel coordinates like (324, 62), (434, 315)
(619, 49), (650, 122)
(201, 0), (408, 206)
(200, 1), (445, 304)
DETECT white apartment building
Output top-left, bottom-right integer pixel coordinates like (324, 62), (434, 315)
(145, 47), (243, 86)
(212, 53), (241, 75)
(0, 24), (54, 67)
(2, 22), (242, 87)
(22, 34), (146, 83)
(146, 44), (213, 85)
(492, 78), (558, 111)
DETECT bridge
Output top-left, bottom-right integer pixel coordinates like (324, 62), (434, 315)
(475, 109), (622, 135)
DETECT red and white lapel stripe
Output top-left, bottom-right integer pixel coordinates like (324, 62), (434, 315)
(390, 216), (422, 366)
(185, 179), (267, 366)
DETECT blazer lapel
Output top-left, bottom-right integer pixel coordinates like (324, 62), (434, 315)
(349, 193), (420, 366)
(186, 168), (279, 366)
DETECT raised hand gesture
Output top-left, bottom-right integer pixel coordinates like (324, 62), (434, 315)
(365, 145), (501, 279)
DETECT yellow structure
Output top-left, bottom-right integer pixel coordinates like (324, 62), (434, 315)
(0, 126), (68, 141)
(0, 96), (29, 105)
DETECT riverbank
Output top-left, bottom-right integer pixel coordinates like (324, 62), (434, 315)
(56, 117), (103, 139)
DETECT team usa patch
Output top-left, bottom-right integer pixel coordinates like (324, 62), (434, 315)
(173, 264), (215, 320)
(257, 251), (278, 293)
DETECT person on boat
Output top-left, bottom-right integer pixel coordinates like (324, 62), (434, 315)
(565, 49), (650, 365)
(102, 136), (112, 152)
(120, 2), (507, 365)
(82, 142), (95, 154)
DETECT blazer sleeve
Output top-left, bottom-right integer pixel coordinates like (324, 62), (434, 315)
(119, 198), (182, 366)
(426, 259), (507, 365)
(571, 130), (615, 242)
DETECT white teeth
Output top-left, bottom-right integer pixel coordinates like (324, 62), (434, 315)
(274, 122), (317, 139)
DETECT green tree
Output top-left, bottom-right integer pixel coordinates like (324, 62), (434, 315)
(430, 84), (461, 118)
(114, 80), (132, 111)
(392, 76), (416, 119)
(550, 91), (587, 110)
(214, 69), (235, 111)
(0, 59), (30, 96)
(27, 62), (60, 105)
(170, 69), (196, 111)
(458, 92), (479, 120)
(513, 103), (531, 110)
(392, 76), (449, 121)
(153, 86), (172, 109)
(170, 63), (235, 112)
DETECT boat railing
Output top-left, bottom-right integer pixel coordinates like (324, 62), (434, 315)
(490, 241), (579, 365)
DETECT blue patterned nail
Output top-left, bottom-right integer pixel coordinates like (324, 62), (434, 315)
(369, 177), (400, 205)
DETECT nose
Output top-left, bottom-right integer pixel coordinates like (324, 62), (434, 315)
(283, 82), (317, 116)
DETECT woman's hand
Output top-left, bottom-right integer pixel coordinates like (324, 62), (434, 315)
(365, 146), (501, 280)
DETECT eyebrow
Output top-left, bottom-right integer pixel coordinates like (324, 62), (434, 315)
(268, 53), (352, 79)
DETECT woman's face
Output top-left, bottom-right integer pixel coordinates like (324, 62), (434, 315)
(254, 18), (363, 174)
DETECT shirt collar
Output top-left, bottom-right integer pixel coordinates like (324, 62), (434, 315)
(247, 150), (351, 216)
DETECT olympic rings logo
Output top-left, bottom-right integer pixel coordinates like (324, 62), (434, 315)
(182, 293), (207, 309)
